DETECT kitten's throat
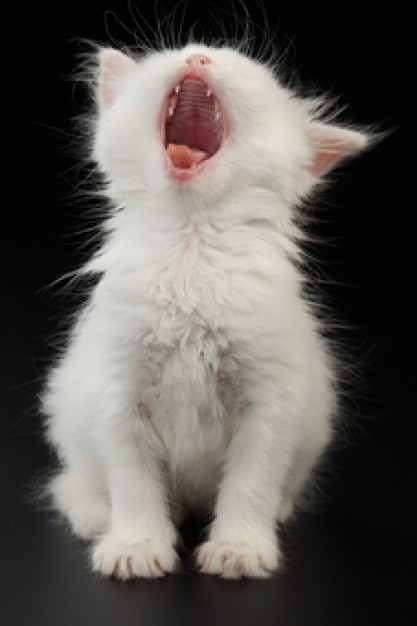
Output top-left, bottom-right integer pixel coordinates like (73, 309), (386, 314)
(162, 71), (226, 181)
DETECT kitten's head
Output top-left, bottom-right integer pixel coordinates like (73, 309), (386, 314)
(93, 44), (368, 206)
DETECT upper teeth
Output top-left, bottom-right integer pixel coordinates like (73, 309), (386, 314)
(167, 84), (221, 121)
(174, 84), (212, 96)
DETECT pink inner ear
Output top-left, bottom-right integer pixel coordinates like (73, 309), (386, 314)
(98, 49), (136, 110)
(308, 123), (368, 176)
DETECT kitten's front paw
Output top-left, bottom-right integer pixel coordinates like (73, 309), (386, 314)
(92, 534), (178, 580)
(197, 536), (280, 579)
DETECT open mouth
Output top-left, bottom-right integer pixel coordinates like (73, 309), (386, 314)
(163, 71), (226, 180)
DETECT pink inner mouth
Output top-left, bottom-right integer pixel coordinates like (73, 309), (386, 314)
(163, 72), (225, 179)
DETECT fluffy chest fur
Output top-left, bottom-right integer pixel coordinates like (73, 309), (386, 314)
(111, 215), (276, 468)
(89, 205), (296, 477)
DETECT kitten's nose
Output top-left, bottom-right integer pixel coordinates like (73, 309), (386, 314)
(185, 53), (211, 66)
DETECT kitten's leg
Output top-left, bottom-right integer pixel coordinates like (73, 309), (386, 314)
(278, 447), (322, 523)
(91, 411), (178, 580)
(49, 470), (110, 540)
(278, 415), (332, 523)
(197, 398), (298, 579)
(44, 413), (111, 541)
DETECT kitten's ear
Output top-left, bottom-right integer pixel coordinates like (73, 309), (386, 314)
(98, 49), (136, 110)
(307, 123), (368, 176)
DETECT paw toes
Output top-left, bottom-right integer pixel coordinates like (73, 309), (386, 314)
(92, 535), (177, 580)
(197, 539), (279, 579)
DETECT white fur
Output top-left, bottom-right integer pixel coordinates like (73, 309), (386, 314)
(42, 43), (367, 579)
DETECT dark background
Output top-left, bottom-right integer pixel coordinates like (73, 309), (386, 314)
(2, 2), (416, 625)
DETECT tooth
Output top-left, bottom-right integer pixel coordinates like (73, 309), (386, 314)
(168, 105), (174, 116)
(175, 84), (181, 94)
(206, 88), (212, 97)
(215, 111), (221, 121)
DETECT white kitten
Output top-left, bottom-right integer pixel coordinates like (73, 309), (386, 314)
(42, 43), (368, 580)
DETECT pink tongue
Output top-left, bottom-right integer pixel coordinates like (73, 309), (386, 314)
(166, 143), (208, 168)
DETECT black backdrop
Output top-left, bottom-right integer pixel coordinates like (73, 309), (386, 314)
(2, 2), (416, 625)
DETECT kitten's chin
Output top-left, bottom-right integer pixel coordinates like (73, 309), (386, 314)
(160, 70), (228, 182)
